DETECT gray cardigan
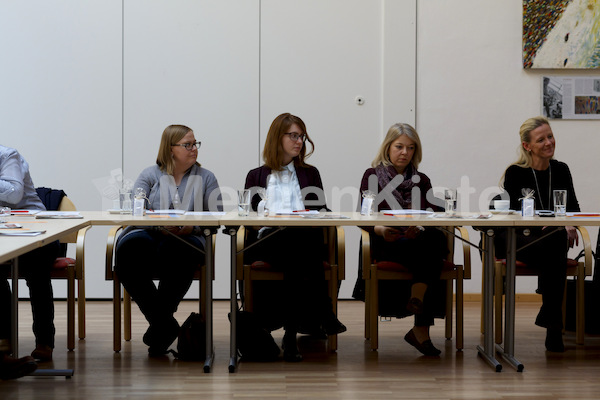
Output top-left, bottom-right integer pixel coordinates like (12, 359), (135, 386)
(135, 164), (222, 212)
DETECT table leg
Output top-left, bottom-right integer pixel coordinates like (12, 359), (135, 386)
(11, 258), (19, 358)
(203, 229), (214, 373)
(496, 227), (524, 372)
(11, 257), (74, 378)
(224, 227), (239, 373)
(477, 229), (502, 372)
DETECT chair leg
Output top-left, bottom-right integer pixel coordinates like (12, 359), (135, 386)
(444, 280), (453, 341)
(124, 290), (132, 341)
(243, 266), (253, 312)
(364, 279), (371, 340)
(576, 274), (585, 345)
(327, 268), (338, 352)
(369, 268), (379, 351)
(456, 269), (464, 350)
(77, 277), (86, 340)
(113, 280), (121, 353)
(67, 265), (76, 351)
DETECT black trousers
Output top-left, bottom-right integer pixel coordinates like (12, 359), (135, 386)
(244, 227), (331, 332)
(371, 227), (448, 327)
(115, 229), (205, 327)
(495, 227), (568, 330)
(1, 241), (60, 348)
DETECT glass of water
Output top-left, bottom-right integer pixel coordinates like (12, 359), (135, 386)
(444, 189), (457, 215)
(237, 189), (251, 216)
(553, 189), (567, 217)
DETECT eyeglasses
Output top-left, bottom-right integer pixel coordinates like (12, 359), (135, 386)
(171, 141), (201, 151)
(284, 132), (306, 142)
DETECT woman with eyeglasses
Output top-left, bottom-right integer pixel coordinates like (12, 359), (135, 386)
(243, 113), (346, 362)
(115, 124), (222, 356)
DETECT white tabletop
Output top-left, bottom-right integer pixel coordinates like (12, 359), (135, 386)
(0, 216), (90, 264)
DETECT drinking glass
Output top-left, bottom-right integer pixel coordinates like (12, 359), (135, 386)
(444, 189), (457, 214)
(237, 189), (251, 216)
(119, 188), (133, 213)
(553, 189), (567, 217)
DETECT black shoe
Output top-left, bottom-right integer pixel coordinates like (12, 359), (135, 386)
(282, 333), (302, 362)
(406, 298), (424, 315)
(322, 318), (347, 335)
(404, 329), (441, 357)
(143, 317), (180, 356)
(545, 329), (565, 353)
(31, 344), (53, 362)
(321, 309), (347, 335)
(0, 355), (38, 380)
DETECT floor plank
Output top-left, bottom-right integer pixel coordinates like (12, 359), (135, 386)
(3, 300), (600, 399)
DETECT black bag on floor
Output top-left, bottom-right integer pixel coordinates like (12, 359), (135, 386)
(565, 236), (600, 334)
(170, 312), (206, 361)
(228, 311), (280, 361)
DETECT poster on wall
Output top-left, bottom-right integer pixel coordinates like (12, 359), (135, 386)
(524, 0), (600, 69)
(542, 76), (600, 119)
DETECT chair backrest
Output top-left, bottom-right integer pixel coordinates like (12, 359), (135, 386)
(35, 187), (77, 249)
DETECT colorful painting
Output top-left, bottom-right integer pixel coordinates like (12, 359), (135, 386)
(523, 0), (600, 69)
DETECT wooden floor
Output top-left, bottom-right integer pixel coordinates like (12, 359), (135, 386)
(4, 300), (600, 399)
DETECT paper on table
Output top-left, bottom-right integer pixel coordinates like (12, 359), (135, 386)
(9, 210), (40, 215)
(275, 210), (320, 215)
(380, 209), (434, 215)
(0, 223), (23, 229)
(567, 212), (600, 217)
(0, 229), (46, 236)
(35, 211), (82, 219)
(146, 209), (185, 215)
(184, 211), (226, 216)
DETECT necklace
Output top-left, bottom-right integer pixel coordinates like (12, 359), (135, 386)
(531, 163), (551, 210)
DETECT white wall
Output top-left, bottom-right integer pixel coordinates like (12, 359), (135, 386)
(1, 0), (598, 300)
(416, 0), (599, 294)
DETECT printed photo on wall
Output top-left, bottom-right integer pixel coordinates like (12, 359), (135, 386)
(524, 0), (600, 69)
(542, 76), (600, 119)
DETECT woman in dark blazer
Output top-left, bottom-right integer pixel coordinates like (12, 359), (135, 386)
(243, 113), (345, 362)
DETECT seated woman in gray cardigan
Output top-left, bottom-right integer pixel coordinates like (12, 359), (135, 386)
(115, 125), (222, 356)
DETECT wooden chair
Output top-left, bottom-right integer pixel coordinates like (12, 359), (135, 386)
(360, 226), (471, 351)
(235, 226), (345, 351)
(3, 195), (90, 351)
(489, 226), (592, 345)
(105, 226), (214, 352)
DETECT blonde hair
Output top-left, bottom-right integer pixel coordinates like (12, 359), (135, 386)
(156, 124), (200, 175)
(371, 123), (422, 169)
(500, 116), (552, 186)
(263, 113), (314, 170)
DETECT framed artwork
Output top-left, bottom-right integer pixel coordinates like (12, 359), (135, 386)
(524, 0), (600, 69)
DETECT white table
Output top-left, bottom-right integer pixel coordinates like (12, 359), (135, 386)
(82, 211), (222, 373)
(1, 215), (91, 378)
(220, 210), (517, 372)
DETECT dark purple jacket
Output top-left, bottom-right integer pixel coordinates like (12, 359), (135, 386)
(244, 164), (327, 211)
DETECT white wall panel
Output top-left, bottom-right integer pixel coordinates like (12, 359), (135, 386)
(123, 0), (260, 298)
(0, 0), (122, 298)
(260, 0), (416, 298)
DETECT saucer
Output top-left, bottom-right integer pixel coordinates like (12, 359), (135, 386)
(490, 209), (516, 215)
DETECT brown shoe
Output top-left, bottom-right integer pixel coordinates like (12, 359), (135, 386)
(0, 355), (38, 380)
(31, 344), (53, 362)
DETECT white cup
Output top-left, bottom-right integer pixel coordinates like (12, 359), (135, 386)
(493, 200), (510, 211)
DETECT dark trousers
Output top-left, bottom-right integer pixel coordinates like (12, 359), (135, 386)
(244, 227), (330, 332)
(372, 227), (448, 326)
(1, 241), (59, 348)
(115, 229), (205, 327)
(495, 227), (568, 330)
